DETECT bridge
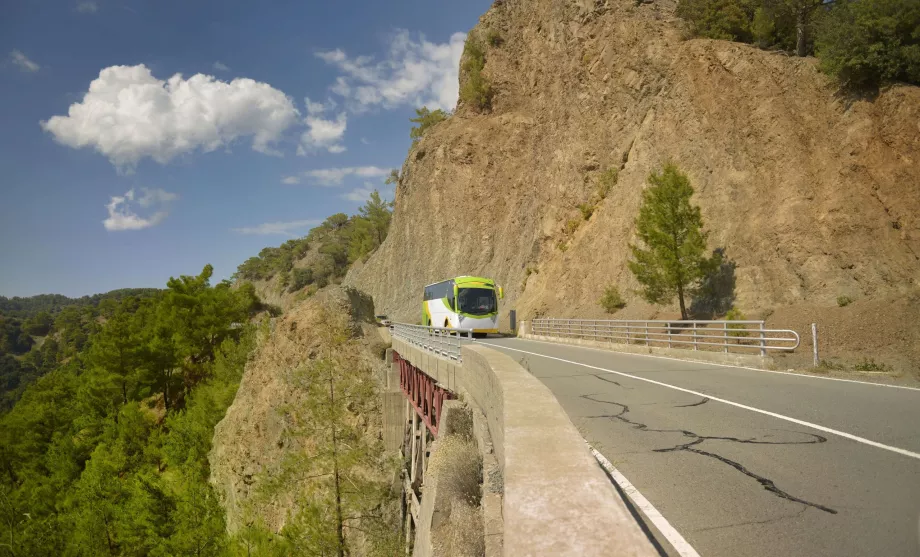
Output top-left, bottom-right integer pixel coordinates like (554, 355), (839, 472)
(381, 319), (920, 556)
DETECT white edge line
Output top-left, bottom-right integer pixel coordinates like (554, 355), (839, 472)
(479, 341), (920, 462)
(590, 445), (702, 557)
(503, 336), (920, 392)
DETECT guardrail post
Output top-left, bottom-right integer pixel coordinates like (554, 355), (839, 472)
(626, 323), (631, 345)
(723, 322), (728, 353)
(811, 323), (819, 367)
(693, 322), (698, 350)
(759, 321), (766, 357)
(668, 323), (672, 349)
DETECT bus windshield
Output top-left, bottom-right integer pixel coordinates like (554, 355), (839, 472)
(457, 288), (496, 315)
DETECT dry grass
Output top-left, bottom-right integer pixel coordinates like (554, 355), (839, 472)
(428, 435), (484, 557)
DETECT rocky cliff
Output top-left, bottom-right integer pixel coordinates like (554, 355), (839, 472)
(345, 0), (920, 373)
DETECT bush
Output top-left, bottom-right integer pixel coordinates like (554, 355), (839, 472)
(578, 203), (595, 220)
(486, 28), (503, 47)
(289, 268), (314, 293)
(816, 0), (920, 88)
(564, 218), (581, 235)
(599, 286), (626, 313)
(853, 358), (892, 372)
(837, 295), (853, 307)
(724, 307), (749, 337)
(460, 38), (493, 111)
(596, 168), (618, 200)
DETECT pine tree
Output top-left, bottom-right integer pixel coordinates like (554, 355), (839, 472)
(628, 163), (720, 320)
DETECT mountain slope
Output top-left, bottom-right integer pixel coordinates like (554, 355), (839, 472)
(345, 0), (920, 373)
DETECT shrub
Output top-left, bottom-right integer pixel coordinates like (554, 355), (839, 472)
(854, 358), (892, 372)
(578, 203), (595, 220)
(557, 241), (568, 252)
(837, 295), (853, 307)
(460, 38), (493, 111)
(564, 218), (581, 235)
(599, 286), (626, 313)
(486, 28), (503, 47)
(815, 0), (920, 88)
(724, 307), (749, 337)
(289, 268), (314, 292)
(597, 168), (618, 200)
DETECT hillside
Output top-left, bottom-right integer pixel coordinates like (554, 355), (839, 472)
(345, 0), (920, 375)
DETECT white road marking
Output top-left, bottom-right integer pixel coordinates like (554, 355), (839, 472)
(479, 341), (920, 462)
(504, 336), (920, 391)
(590, 445), (702, 557)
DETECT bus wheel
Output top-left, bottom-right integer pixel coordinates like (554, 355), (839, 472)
(472, 332), (486, 339)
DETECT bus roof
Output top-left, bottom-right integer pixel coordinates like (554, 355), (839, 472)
(424, 276), (495, 288)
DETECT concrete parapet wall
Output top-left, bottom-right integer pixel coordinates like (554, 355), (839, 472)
(391, 337), (656, 556)
(518, 322), (774, 369)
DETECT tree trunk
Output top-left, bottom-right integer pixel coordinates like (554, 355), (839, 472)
(677, 282), (688, 320)
(330, 376), (346, 557)
(796, 7), (808, 57)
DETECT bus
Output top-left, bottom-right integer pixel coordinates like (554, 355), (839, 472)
(422, 276), (503, 336)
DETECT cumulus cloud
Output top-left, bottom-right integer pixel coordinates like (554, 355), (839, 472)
(103, 188), (177, 231)
(280, 175), (301, 185)
(76, 1), (98, 13)
(343, 181), (394, 203)
(212, 61), (230, 72)
(293, 166), (391, 187)
(297, 112), (347, 155)
(232, 219), (320, 236)
(315, 30), (466, 112)
(10, 51), (40, 73)
(41, 64), (300, 171)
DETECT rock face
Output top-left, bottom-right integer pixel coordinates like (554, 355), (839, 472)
(346, 0), (920, 372)
(209, 286), (384, 533)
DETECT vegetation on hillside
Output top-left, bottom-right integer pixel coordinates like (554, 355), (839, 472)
(234, 191), (394, 293)
(409, 107), (448, 141)
(628, 163), (721, 320)
(675, 0), (920, 87)
(460, 36), (493, 111)
(0, 289), (162, 412)
(0, 265), (262, 555)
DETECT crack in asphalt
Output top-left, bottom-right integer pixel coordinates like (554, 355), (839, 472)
(676, 396), (710, 408)
(592, 374), (626, 388)
(693, 507), (808, 533)
(580, 394), (838, 515)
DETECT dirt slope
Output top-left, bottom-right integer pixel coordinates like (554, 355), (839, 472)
(345, 0), (920, 375)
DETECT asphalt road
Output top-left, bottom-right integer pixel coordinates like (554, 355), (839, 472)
(478, 337), (920, 557)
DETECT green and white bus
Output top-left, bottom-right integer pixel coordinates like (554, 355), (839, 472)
(422, 276), (503, 336)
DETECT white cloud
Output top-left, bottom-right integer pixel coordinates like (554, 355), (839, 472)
(280, 175), (301, 185)
(76, 1), (98, 13)
(297, 112), (347, 155)
(304, 96), (336, 115)
(10, 51), (40, 73)
(232, 219), (320, 236)
(103, 188), (177, 231)
(41, 64), (299, 171)
(315, 30), (466, 113)
(212, 61), (230, 72)
(299, 166), (390, 187)
(360, 137), (370, 145)
(343, 181), (394, 202)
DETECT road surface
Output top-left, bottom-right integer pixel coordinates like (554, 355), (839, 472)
(478, 337), (920, 557)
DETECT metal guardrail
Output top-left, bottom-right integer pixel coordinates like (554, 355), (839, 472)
(389, 323), (473, 362)
(531, 318), (800, 356)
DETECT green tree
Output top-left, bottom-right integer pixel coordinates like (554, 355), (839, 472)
(409, 107), (448, 141)
(676, 0), (754, 41)
(22, 312), (53, 336)
(815, 0), (920, 87)
(460, 38), (492, 111)
(628, 163), (720, 320)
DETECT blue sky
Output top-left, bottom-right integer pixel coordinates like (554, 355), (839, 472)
(0, 0), (491, 297)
